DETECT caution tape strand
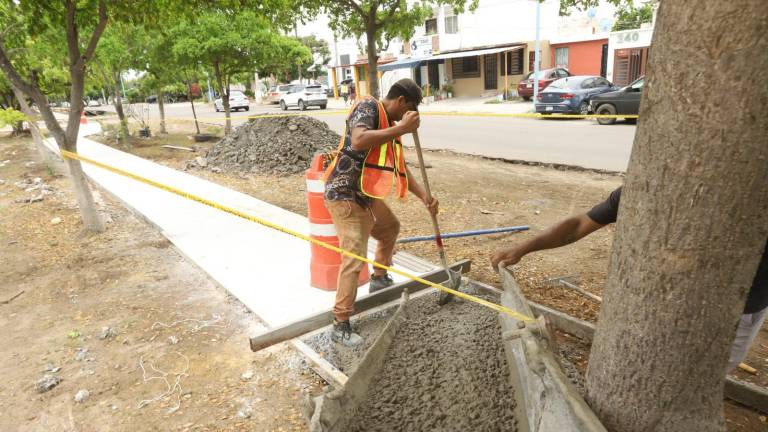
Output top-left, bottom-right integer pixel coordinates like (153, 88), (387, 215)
(59, 149), (534, 322)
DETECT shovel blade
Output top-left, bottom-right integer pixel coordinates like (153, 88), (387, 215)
(437, 269), (463, 305)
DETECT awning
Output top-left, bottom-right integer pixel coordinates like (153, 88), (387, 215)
(430, 45), (523, 61)
(378, 57), (428, 72)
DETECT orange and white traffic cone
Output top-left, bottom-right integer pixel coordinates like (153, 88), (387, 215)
(79, 110), (87, 125)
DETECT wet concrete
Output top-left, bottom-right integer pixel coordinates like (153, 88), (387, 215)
(331, 292), (518, 432)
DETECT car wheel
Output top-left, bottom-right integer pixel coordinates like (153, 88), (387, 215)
(298, 100), (306, 111)
(596, 104), (617, 125)
(626, 118), (637, 124)
(215, 106), (220, 112)
(579, 101), (590, 116)
(245, 106), (250, 111)
(320, 104), (327, 110)
(522, 96), (531, 102)
(280, 100), (287, 111)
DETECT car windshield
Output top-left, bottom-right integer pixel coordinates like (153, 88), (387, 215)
(269, 87), (276, 92)
(306, 86), (323, 93)
(278, 85), (291, 91)
(230, 91), (244, 97)
(630, 78), (644, 90)
(547, 77), (585, 90)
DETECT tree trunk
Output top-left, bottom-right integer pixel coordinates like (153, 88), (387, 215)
(187, 81), (200, 135)
(157, 87), (167, 134)
(112, 73), (130, 145)
(9, 82), (49, 162)
(213, 61), (231, 135)
(365, 22), (379, 98)
(584, 2), (768, 431)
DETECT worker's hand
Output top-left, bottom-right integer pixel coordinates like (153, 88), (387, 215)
(490, 246), (525, 272)
(424, 196), (439, 217)
(398, 111), (420, 134)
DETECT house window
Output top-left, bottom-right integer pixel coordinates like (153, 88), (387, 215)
(444, 15), (458, 33)
(501, 50), (524, 75)
(451, 56), (480, 78)
(555, 47), (569, 68)
(425, 18), (437, 35)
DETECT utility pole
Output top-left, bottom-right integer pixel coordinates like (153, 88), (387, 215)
(533, 0), (541, 103)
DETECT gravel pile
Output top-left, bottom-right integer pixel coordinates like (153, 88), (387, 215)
(205, 116), (340, 176)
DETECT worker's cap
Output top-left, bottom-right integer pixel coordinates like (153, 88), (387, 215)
(389, 78), (422, 110)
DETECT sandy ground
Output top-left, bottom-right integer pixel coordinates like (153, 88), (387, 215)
(0, 137), (323, 432)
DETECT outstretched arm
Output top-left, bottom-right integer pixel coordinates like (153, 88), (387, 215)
(490, 214), (604, 271)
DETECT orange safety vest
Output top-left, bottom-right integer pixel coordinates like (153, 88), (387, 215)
(324, 97), (408, 200)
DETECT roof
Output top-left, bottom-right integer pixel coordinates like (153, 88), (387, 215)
(378, 57), (428, 72)
(331, 57), (396, 68)
(430, 45), (523, 61)
(549, 33), (610, 45)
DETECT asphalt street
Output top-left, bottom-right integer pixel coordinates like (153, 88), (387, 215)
(97, 100), (636, 172)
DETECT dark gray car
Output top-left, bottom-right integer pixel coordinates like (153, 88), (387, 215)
(589, 76), (644, 125)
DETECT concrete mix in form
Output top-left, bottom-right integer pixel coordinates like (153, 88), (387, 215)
(328, 292), (518, 432)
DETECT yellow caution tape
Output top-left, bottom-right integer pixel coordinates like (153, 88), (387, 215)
(59, 149), (534, 322)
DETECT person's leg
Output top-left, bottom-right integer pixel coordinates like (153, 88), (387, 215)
(369, 200), (400, 291)
(727, 306), (768, 371)
(326, 200), (373, 324)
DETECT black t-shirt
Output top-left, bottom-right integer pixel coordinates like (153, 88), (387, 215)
(587, 186), (768, 314)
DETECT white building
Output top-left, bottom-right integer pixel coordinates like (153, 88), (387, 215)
(305, 0), (619, 98)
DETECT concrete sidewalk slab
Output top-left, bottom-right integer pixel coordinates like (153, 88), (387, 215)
(43, 122), (437, 329)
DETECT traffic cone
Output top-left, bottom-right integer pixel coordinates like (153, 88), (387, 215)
(79, 110), (87, 125)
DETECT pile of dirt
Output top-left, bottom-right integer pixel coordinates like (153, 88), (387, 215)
(332, 293), (518, 432)
(205, 116), (340, 176)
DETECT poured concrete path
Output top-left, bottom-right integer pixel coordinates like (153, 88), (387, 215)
(43, 122), (436, 329)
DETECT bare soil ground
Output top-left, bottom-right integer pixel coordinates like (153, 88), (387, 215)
(0, 137), (323, 432)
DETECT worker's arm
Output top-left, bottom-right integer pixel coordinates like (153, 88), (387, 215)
(406, 165), (439, 217)
(491, 214), (604, 271)
(351, 111), (420, 151)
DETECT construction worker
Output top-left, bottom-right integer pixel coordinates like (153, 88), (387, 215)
(490, 186), (768, 371)
(324, 78), (438, 346)
(340, 82), (349, 105)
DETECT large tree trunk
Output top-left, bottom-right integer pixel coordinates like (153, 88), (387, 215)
(157, 87), (167, 134)
(112, 72), (130, 145)
(9, 82), (49, 162)
(584, 2), (768, 431)
(365, 22), (379, 99)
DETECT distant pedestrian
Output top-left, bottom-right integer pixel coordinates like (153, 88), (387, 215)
(349, 83), (356, 105)
(340, 83), (349, 105)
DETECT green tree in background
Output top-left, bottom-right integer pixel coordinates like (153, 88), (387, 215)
(310, 0), (479, 98)
(612, 2), (654, 31)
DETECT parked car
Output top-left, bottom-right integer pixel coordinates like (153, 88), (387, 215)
(267, 84), (293, 104)
(84, 99), (101, 107)
(535, 76), (616, 115)
(589, 76), (644, 125)
(517, 68), (570, 101)
(215, 90), (250, 112)
(320, 84), (333, 97)
(280, 85), (327, 111)
(145, 95), (158, 103)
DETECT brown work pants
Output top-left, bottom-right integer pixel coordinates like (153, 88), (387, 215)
(325, 199), (400, 322)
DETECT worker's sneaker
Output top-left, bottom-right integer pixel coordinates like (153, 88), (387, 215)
(331, 320), (363, 347)
(369, 273), (394, 293)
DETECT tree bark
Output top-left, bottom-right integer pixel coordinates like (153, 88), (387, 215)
(365, 20), (379, 98)
(214, 61), (231, 135)
(584, 2), (768, 431)
(157, 87), (167, 134)
(112, 72), (130, 144)
(187, 81), (200, 135)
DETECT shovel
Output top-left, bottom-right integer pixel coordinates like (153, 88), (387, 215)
(411, 130), (462, 305)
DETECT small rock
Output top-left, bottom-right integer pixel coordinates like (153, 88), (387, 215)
(25, 161), (35, 167)
(240, 370), (254, 381)
(74, 389), (90, 403)
(99, 326), (116, 340)
(75, 347), (89, 361)
(43, 363), (61, 373)
(35, 374), (60, 393)
(534, 210), (541, 215)
(194, 156), (208, 168)
(167, 336), (179, 345)
(288, 124), (298, 131)
(50, 217), (62, 225)
(236, 403), (253, 419)
(211, 166), (222, 173)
